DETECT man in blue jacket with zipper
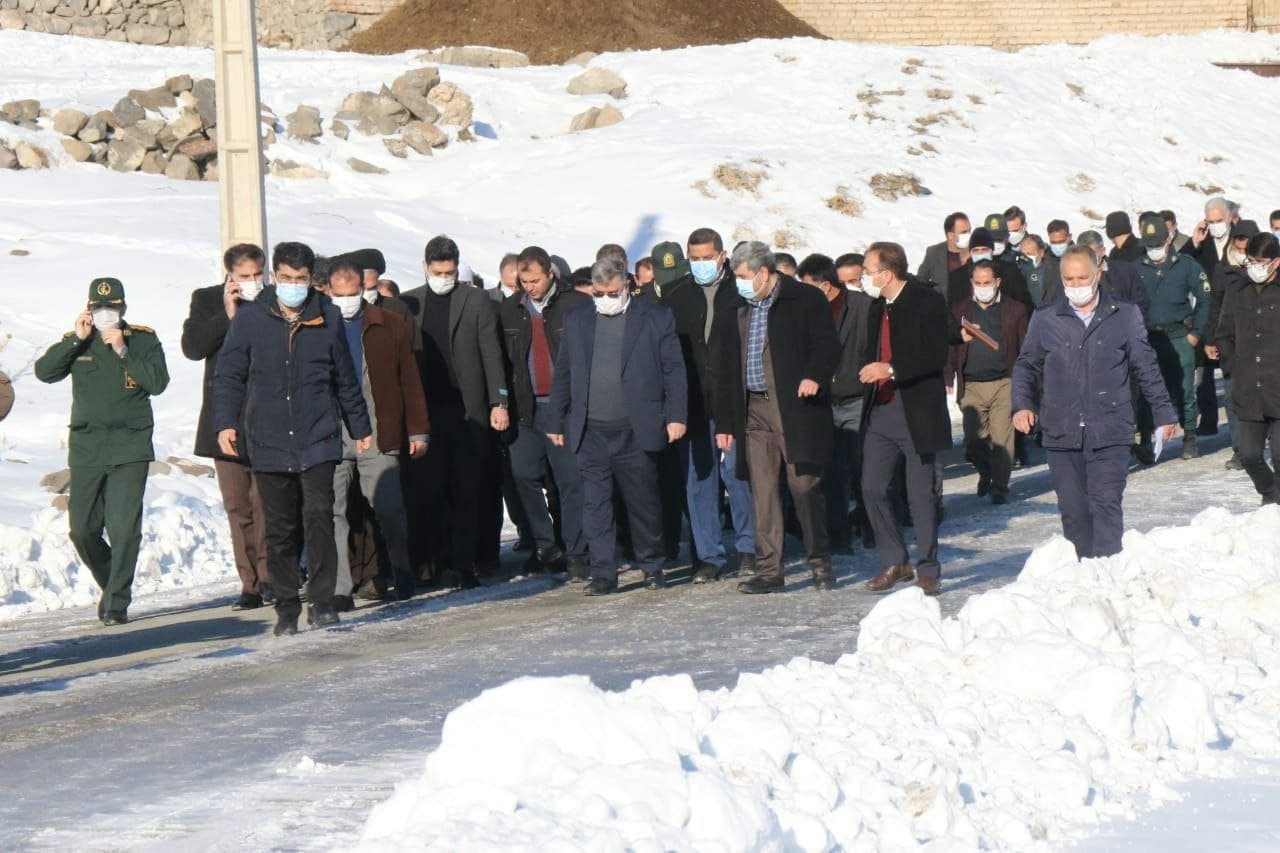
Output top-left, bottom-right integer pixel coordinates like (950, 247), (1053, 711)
(213, 242), (373, 636)
(1013, 247), (1177, 560)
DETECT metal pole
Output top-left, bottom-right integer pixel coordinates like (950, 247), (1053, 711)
(212, 0), (267, 254)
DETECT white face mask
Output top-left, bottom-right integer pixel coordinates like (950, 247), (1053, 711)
(1007, 230), (1026, 247)
(1146, 246), (1168, 263)
(1225, 248), (1247, 267)
(92, 307), (121, 330)
(1209, 221), (1229, 240)
(594, 289), (629, 316)
(970, 251), (993, 263)
(844, 281), (861, 293)
(1049, 242), (1069, 258)
(236, 279), (264, 302)
(992, 241), (1007, 256)
(1065, 283), (1097, 307)
(1246, 262), (1274, 284)
(427, 275), (456, 295)
(973, 285), (997, 304)
(954, 232), (971, 250)
(331, 294), (363, 320)
(861, 272), (883, 300)
(362, 288), (379, 304)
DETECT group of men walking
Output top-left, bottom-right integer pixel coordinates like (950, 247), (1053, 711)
(35, 199), (1280, 635)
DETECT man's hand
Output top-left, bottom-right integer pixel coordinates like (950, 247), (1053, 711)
(1013, 409), (1037, 434)
(409, 439), (428, 459)
(355, 435), (373, 454)
(99, 327), (126, 355)
(1187, 334), (1200, 348)
(859, 362), (892, 384)
(716, 433), (735, 452)
(946, 385), (954, 398)
(797, 379), (820, 398)
(667, 423), (687, 443)
(1159, 423), (1180, 441)
(960, 327), (974, 343)
(74, 310), (93, 340)
(547, 433), (565, 448)
(223, 280), (242, 319)
(490, 406), (510, 431)
(1191, 219), (1209, 248)
(217, 428), (239, 457)
(1204, 344), (1220, 360)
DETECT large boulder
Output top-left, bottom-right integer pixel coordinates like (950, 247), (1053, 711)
(393, 91), (440, 124)
(347, 157), (387, 175)
(270, 159), (329, 180)
(139, 150), (167, 174)
(418, 46), (528, 68)
(15, 142), (48, 169)
(402, 120), (447, 154)
(107, 138), (146, 172)
(329, 119), (350, 140)
(177, 136), (217, 162)
(60, 138), (94, 162)
(337, 91), (376, 120)
(391, 67), (440, 100)
(285, 105), (322, 142)
(165, 74), (193, 94)
(569, 104), (624, 133)
(0, 142), (15, 170)
(372, 90), (410, 133)
(129, 86), (177, 112)
(77, 114), (109, 143)
(426, 82), (473, 128)
(125, 23), (169, 45)
(112, 96), (146, 128)
(192, 78), (217, 129)
(164, 152), (200, 181)
(157, 111), (203, 151)
(567, 51), (598, 67)
(123, 121), (161, 151)
(1, 99), (40, 123)
(52, 108), (89, 137)
(567, 68), (627, 98)
(382, 137), (408, 159)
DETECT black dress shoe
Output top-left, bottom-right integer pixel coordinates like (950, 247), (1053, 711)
(309, 602), (340, 627)
(990, 489), (1009, 505)
(102, 610), (129, 626)
(583, 577), (617, 596)
(332, 595), (355, 613)
(355, 579), (386, 601)
(438, 567), (481, 590)
(645, 572), (667, 591)
(274, 611), (299, 637)
(810, 556), (836, 591)
(737, 577), (784, 594)
(566, 555), (589, 583)
(261, 586), (277, 605)
(231, 592), (264, 611)
(976, 474), (992, 497)
(735, 553), (757, 577)
(691, 562), (721, 584)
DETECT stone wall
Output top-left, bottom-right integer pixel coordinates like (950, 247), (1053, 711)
(775, 0), (1256, 47)
(0, 0), (390, 48)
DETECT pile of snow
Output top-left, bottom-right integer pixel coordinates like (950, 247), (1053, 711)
(360, 506), (1280, 850)
(1, 29), (1278, 621)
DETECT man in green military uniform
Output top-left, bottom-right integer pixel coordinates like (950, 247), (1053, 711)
(34, 277), (169, 625)
(1135, 216), (1211, 461)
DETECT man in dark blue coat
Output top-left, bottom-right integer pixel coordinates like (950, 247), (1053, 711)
(547, 257), (688, 596)
(1013, 247), (1176, 560)
(214, 242), (373, 635)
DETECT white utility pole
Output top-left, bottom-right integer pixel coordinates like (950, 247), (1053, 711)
(212, 0), (267, 254)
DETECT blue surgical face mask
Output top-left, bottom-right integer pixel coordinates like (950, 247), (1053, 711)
(691, 260), (720, 286)
(735, 276), (758, 301)
(1049, 242), (1069, 258)
(277, 283), (310, 308)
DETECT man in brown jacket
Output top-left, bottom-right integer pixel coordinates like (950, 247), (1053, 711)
(327, 261), (430, 605)
(945, 260), (1029, 504)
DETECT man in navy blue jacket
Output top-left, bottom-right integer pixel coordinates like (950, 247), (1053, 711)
(214, 242), (373, 635)
(1013, 247), (1176, 560)
(547, 256), (688, 596)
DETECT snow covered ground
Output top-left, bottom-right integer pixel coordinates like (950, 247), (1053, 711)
(1, 25), (1279, 851)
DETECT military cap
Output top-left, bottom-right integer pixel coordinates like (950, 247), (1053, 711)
(340, 248), (387, 275)
(87, 277), (125, 306)
(982, 213), (1009, 241)
(650, 241), (690, 289)
(1140, 216), (1169, 248)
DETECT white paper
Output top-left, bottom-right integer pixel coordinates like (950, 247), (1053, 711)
(1152, 429), (1165, 462)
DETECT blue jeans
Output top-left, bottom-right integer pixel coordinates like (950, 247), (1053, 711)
(678, 418), (754, 566)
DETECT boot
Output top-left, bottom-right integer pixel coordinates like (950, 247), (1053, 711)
(231, 592), (263, 611)
(308, 601), (340, 627)
(735, 552), (757, 578)
(691, 561), (721, 584)
(273, 610), (299, 637)
(583, 577), (617, 596)
(1181, 432), (1198, 460)
(645, 572), (667, 591)
(332, 595), (355, 613)
(810, 556), (836, 592)
(737, 576), (784, 594)
(566, 555), (589, 583)
(102, 610), (128, 626)
(355, 578), (386, 601)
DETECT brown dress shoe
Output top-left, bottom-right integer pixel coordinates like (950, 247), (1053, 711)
(865, 563), (913, 592)
(916, 576), (941, 596)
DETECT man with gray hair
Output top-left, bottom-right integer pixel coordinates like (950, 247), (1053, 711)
(713, 241), (839, 594)
(548, 257), (687, 596)
(1182, 196), (1237, 276)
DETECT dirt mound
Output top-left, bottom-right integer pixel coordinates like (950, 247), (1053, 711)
(348, 0), (824, 64)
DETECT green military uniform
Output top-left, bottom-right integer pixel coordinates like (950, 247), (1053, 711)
(33, 278), (169, 616)
(1135, 218), (1211, 433)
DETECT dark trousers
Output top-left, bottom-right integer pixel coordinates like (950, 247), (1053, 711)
(408, 407), (488, 576)
(1196, 350), (1220, 432)
(745, 392), (827, 584)
(474, 429), (502, 572)
(1147, 331), (1198, 430)
(68, 460), (149, 612)
(658, 444), (685, 559)
(862, 394), (940, 579)
(509, 403), (585, 557)
(577, 422), (663, 581)
(825, 399), (864, 549)
(214, 458), (269, 596)
(499, 440), (531, 543)
(256, 461), (338, 614)
(1238, 418), (1280, 503)
(1045, 441), (1130, 559)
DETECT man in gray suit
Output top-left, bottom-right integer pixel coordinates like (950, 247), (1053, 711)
(917, 211), (971, 298)
(400, 235), (510, 589)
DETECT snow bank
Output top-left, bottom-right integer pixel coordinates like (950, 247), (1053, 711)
(360, 507), (1280, 851)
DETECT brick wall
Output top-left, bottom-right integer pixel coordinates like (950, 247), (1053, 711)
(776, 0), (1254, 46)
